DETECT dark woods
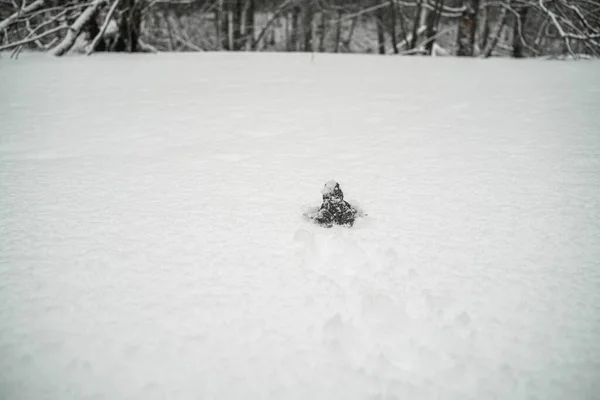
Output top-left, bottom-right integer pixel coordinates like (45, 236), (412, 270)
(1, 0), (598, 58)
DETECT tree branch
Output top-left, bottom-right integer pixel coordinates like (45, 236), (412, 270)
(396, 0), (466, 17)
(252, 0), (293, 50)
(87, 0), (120, 55)
(51, 0), (107, 56)
(485, 1), (539, 55)
(0, 0), (45, 31)
(481, 4), (508, 57)
(0, 24), (66, 51)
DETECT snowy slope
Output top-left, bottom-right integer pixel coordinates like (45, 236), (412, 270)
(1, 53), (599, 400)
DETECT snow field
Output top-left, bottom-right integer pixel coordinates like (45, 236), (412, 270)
(1, 53), (599, 399)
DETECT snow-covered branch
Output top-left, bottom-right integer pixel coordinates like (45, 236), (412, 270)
(396, 1), (466, 17)
(0, 24), (66, 51)
(2, 0), (597, 58)
(538, 0), (600, 48)
(0, 0), (45, 31)
(51, 0), (107, 56)
(484, 1), (539, 56)
(87, 0), (121, 55)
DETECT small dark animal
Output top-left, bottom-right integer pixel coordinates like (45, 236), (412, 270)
(311, 181), (357, 228)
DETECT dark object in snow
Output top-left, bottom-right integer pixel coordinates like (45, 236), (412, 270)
(310, 181), (358, 228)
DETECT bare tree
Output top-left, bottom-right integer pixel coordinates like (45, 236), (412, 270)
(52, 0), (107, 56)
(536, 0), (600, 57)
(409, 0), (424, 50)
(289, 5), (300, 51)
(244, 0), (255, 49)
(376, 5), (385, 53)
(511, 3), (529, 57)
(0, 0), (597, 58)
(88, 0), (121, 54)
(233, 0), (243, 50)
(389, 0), (399, 53)
(302, 1), (314, 52)
(318, 9), (327, 52)
(457, 0), (480, 56)
(334, 9), (342, 52)
(424, 0), (444, 54)
(480, 3), (492, 50)
(482, 1), (508, 57)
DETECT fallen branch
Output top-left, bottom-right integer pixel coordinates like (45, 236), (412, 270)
(87, 0), (121, 55)
(137, 38), (158, 52)
(0, 24), (66, 51)
(398, 26), (452, 55)
(394, 24), (427, 51)
(24, 18), (45, 49)
(11, 7), (69, 56)
(175, 32), (203, 51)
(0, 0), (46, 31)
(432, 42), (450, 56)
(51, 0), (107, 56)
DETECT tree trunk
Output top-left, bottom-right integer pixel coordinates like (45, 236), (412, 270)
(342, 16), (358, 51)
(87, 10), (106, 52)
(318, 12), (327, 52)
(215, 0), (221, 50)
(286, 11), (291, 51)
(397, 9), (409, 49)
(252, 8), (282, 50)
(456, 0), (479, 56)
(290, 6), (300, 51)
(334, 10), (342, 53)
(268, 20), (275, 46)
(227, 10), (233, 50)
(113, 0), (141, 52)
(52, 0), (106, 56)
(481, 5), (492, 51)
(220, 0), (231, 50)
(424, 0), (444, 55)
(244, 0), (255, 50)
(302, 3), (313, 52)
(512, 6), (528, 57)
(482, 5), (508, 57)
(409, 0), (423, 50)
(376, 9), (385, 54)
(165, 12), (176, 51)
(390, 0), (398, 54)
(232, 0), (243, 50)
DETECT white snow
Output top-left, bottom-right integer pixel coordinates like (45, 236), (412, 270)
(1, 53), (600, 400)
(321, 180), (339, 196)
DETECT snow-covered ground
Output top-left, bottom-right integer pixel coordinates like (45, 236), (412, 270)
(1, 53), (599, 400)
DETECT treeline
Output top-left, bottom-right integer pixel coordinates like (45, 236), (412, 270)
(0, 0), (598, 58)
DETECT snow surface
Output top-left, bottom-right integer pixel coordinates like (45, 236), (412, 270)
(1, 53), (600, 400)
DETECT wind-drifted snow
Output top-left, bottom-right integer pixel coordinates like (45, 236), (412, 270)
(1, 53), (599, 400)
